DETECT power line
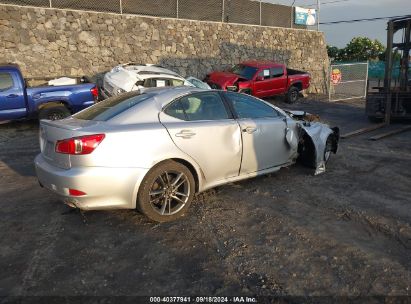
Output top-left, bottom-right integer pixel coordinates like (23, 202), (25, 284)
(320, 14), (411, 25)
(306, 0), (350, 6)
(293, 0), (350, 6)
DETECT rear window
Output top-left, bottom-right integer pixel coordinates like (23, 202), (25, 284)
(74, 91), (154, 121)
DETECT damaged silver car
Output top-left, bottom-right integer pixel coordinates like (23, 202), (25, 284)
(35, 87), (339, 222)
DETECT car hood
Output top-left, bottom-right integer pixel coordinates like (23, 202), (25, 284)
(207, 71), (247, 88)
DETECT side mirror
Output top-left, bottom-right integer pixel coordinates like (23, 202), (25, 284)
(256, 76), (264, 81)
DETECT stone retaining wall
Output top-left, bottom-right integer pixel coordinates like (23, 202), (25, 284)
(0, 4), (329, 93)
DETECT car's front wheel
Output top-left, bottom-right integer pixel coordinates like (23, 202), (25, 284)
(137, 160), (195, 222)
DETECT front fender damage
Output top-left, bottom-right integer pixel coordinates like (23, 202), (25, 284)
(297, 121), (339, 175)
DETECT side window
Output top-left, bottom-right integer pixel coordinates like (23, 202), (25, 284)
(271, 67), (284, 78)
(170, 79), (184, 87)
(144, 78), (184, 88)
(225, 92), (280, 119)
(258, 69), (271, 80)
(155, 79), (167, 87)
(164, 99), (186, 120)
(143, 78), (156, 88)
(0, 72), (14, 91)
(165, 92), (229, 121)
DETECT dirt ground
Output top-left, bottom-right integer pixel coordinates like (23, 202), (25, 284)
(0, 96), (410, 299)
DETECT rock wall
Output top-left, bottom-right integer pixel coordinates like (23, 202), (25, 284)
(0, 4), (330, 93)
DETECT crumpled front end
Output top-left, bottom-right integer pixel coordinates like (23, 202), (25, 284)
(289, 111), (339, 175)
(300, 122), (339, 174)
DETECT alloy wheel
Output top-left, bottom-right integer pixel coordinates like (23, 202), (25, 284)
(149, 170), (190, 216)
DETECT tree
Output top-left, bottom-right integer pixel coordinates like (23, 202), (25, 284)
(327, 37), (386, 62)
(341, 37), (385, 61)
(326, 45), (342, 61)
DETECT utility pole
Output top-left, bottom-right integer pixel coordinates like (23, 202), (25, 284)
(317, 0), (320, 31)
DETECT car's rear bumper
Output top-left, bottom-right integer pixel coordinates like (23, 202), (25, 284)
(35, 154), (148, 210)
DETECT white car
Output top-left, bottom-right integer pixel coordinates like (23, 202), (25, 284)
(101, 63), (210, 98)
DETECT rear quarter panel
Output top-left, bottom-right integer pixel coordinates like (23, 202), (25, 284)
(26, 83), (95, 114)
(69, 122), (205, 189)
(288, 74), (310, 90)
(75, 124), (205, 194)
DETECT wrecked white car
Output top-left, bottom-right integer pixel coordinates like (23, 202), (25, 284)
(101, 63), (210, 98)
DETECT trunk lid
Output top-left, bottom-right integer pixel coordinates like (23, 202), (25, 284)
(39, 118), (100, 169)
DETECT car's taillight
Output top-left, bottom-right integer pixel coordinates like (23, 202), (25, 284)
(55, 134), (105, 155)
(90, 86), (98, 99)
(69, 189), (86, 196)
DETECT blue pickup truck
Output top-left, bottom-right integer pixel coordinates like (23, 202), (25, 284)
(0, 63), (98, 122)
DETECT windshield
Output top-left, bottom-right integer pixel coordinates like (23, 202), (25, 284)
(74, 91), (155, 121)
(186, 77), (211, 89)
(229, 64), (258, 80)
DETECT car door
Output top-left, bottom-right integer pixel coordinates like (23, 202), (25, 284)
(159, 91), (242, 183)
(224, 91), (293, 174)
(0, 71), (27, 120)
(270, 67), (288, 95)
(252, 68), (272, 98)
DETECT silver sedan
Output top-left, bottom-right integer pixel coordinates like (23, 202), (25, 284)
(35, 87), (339, 222)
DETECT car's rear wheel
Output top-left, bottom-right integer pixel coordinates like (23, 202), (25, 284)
(39, 104), (71, 120)
(137, 160), (195, 222)
(286, 86), (300, 103)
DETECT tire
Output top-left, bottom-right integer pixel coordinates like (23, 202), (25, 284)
(286, 86), (300, 103)
(38, 104), (71, 120)
(137, 160), (195, 222)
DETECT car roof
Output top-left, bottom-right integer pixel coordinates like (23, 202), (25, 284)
(106, 86), (211, 124)
(0, 63), (20, 71)
(141, 86), (207, 106)
(240, 60), (284, 69)
(118, 64), (182, 78)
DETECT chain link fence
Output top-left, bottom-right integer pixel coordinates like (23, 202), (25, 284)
(329, 62), (369, 102)
(0, 0), (310, 29)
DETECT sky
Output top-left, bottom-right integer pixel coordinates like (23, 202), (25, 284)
(264, 0), (410, 48)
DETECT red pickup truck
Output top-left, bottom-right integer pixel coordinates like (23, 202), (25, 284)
(205, 61), (310, 103)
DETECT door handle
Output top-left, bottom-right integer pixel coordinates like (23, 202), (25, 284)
(6, 94), (18, 98)
(242, 127), (257, 134)
(175, 130), (196, 139)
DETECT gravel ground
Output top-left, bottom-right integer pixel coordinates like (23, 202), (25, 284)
(0, 96), (410, 299)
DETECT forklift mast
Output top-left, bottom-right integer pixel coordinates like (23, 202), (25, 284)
(366, 16), (411, 123)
